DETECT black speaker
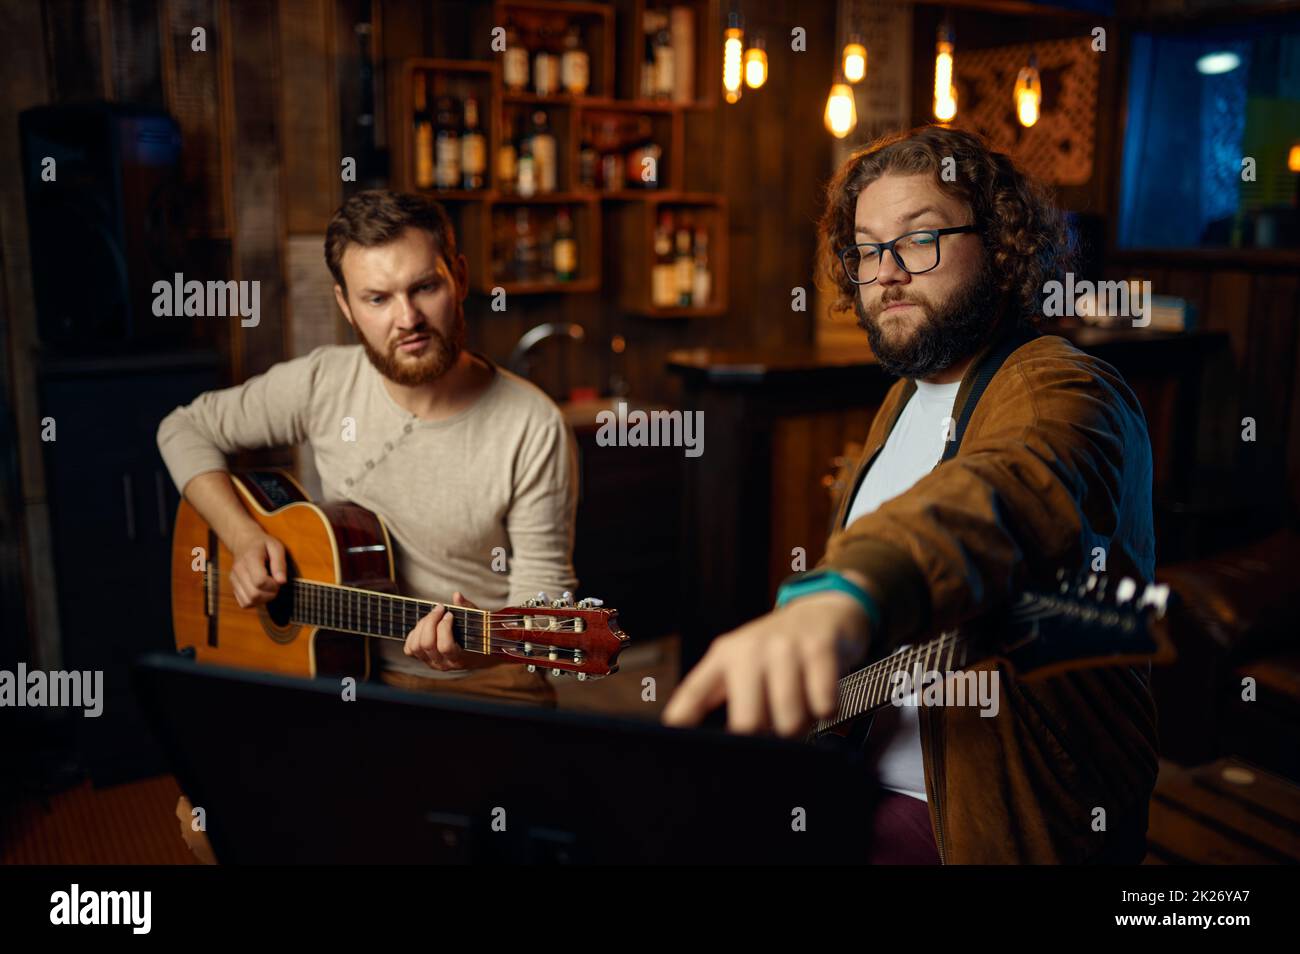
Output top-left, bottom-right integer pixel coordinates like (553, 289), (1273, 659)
(20, 101), (189, 353)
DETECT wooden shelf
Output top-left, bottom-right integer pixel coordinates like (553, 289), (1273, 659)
(398, 60), (499, 194)
(605, 195), (726, 317)
(622, 0), (720, 108)
(392, 3), (725, 312)
(487, 278), (601, 295)
(497, 0), (615, 99)
(461, 196), (601, 295)
(629, 303), (727, 318)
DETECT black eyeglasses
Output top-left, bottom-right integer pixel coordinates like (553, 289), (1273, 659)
(838, 225), (979, 285)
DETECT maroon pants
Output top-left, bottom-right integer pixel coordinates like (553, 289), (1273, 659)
(866, 791), (942, 864)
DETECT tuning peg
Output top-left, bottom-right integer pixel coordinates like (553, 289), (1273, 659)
(576, 672), (588, 682)
(577, 597), (604, 608)
(551, 668), (564, 677)
(1137, 583), (1171, 618)
(526, 664), (537, 673)
(536, 591), (550, 604)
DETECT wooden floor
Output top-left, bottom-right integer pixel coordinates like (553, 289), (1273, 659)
(1, 774), (195, 865)
(1143, 757), (1300, 865)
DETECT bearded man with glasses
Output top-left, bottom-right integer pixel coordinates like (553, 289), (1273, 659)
(664, 125), (1160, 866)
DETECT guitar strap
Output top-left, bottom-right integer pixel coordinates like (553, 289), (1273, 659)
(852, 320), (1040, 752)
(940, 319), (1041, 462)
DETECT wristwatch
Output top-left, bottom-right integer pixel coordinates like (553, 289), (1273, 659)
(774, 568), (881, 631)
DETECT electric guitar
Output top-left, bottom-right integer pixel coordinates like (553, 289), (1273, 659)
(811, 569), (1177, 740)
(170, 470), (628, 681)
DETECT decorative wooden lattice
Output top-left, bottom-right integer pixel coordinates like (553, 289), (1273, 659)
(953, 37), (1098, 186)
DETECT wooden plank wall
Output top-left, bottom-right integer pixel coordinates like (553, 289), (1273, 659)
(1106, 257), (1300, 522)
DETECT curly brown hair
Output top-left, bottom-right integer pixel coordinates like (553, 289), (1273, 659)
(816, 125), (1075, 324)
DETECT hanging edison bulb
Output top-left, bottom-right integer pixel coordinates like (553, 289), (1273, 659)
(933, 21), (956, 122)
(1014, 53), (1042, 128)
(842, 34), (867, 84)
(744, 35), (768, 89)
(1288, 144), (1300, 172)
(723, 12), (744, 104)
(824, 80), (857, 138)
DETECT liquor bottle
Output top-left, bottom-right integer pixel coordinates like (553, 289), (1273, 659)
(554, 207), (577, 282)
(412, 74), (434, 188)
(674, 216), (694, 307)
(531, 110), (557, 193)
(513, 207), (539, 283)
(533, 28), (559, 96)
(503, 19), (529, 93)
(654, 12), (675, 101)
(692, 224), (711, 306)
(652, 210), (677, 308)
(640, 11), (657, 99)
(578, 135), (597, 190)
(460, 97), (486, 190)
(497, 112), (518, 193)
(517, 131), (537, 198)
(561, 24), (590, 95)
(434, 97), (461, 189)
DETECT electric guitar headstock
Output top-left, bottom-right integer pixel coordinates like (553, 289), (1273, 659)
(982, 568), (1178, 680)
(492, 591), (628, 680)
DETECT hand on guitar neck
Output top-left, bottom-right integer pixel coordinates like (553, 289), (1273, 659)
(226, 526), (497, 672)
(663, 571), (875, 737)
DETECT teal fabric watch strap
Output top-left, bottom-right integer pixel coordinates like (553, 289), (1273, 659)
(774, 568), (881, 631)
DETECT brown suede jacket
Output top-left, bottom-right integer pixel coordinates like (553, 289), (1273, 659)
(822, 323), (1160, 864)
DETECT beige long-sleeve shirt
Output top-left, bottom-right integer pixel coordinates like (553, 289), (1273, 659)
(156, 344), (579, 680)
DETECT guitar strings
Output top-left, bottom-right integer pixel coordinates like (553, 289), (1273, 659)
(205, 571), (591, 650)
(211, 590), (584, 656)
(815, 632), (966, 731)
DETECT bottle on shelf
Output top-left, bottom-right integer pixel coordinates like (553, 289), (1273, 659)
(531, 109), (557, 194)
(674, 215), (694, 307)
(497, 112), (518, 193)
(460, 96), (486, 190)
(412, 73), (434, 189)
(652, 210), (677, 308)
(533, 28), (559, 96)
(554, 207), (577, 282)
(693, 223), (711, 306)
(670, 4), (696, 105)
(434, 96), (461, 190)
(512, 207), (539, 283)
(654, 11), (675, 101)
(578, 135), (597, 190)
(599, 117), (621, 192)
(503, 19), (530, 93)
(640, 11), (658, 100)
(561, 24), (590, 96)
(517, 128), (538, 198)
(539, 214), (555, 277)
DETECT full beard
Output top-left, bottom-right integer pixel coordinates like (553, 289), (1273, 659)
(356, 307), (466, 387)
(854, 260), (1004, 380)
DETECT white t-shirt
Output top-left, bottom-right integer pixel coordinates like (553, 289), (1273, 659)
(842, 378), (962, 801)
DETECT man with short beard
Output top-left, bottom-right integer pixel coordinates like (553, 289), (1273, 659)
(158, 190), (577, 705)
(665, 126), (1160, 865)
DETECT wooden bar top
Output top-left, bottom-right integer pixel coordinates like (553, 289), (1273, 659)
(667, 325), (1227, 386)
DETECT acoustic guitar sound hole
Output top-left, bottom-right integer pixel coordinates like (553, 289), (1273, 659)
(266, 584), (294, 629)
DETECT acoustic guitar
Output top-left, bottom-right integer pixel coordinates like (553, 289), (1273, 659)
(810, 568), (1177, 742)
(170, 469), (627, 681)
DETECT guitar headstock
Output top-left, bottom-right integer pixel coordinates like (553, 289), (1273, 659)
(988, 569), (1178, 680)
(493, 592), (628, 680)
